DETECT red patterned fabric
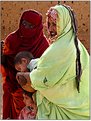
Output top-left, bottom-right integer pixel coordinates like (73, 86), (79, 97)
(18, 105), (36, 119)
(2, 9), (49, 119)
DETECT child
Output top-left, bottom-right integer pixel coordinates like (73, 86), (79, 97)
(14, 51), (39, 72)
(14, 51), (38, 119)
(18, 89), (37, 119)
(14, 51), (39, 92)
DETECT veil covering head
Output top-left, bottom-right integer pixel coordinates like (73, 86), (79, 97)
(47, 5), (82, 92)
(30, 5), (89, 119)
(47, 5), (72, 38)
(3, 9), (49, 57)
(19, 9), (43, 38)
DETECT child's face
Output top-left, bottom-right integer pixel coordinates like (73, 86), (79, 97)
(23, 94), (33, 106)
(15, 58), (29, 72)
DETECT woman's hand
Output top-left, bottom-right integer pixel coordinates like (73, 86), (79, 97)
(16, 72), (30, 87)
(16, 72), (36, 92)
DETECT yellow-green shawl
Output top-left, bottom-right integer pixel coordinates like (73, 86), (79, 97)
(30, 5), (89, 119)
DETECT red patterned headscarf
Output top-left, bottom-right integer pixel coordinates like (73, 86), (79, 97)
(19, 10), (43, 38)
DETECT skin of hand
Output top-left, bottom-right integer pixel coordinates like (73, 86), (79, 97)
(16, 72), (36, 92)
(16, 72), (31, 86)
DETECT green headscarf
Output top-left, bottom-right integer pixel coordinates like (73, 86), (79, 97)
(30, 5), (89, 119)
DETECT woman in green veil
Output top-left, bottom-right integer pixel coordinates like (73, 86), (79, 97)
(16, 5), (89, 119)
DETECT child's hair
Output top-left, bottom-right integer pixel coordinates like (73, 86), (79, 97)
(14, 51), (34, 65)
(22, 89), (33, 99)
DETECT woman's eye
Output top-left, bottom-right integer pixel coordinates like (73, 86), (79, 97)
(22, 20), (35, 29)
(29, 25), (34, 29)
(22, 21), (26, 26)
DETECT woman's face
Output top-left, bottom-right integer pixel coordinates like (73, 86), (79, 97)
(47, 16), (57, 38)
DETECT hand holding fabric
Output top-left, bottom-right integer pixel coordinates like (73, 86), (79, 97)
(16, 73), (27, 86)
(16, 72), (36, 92)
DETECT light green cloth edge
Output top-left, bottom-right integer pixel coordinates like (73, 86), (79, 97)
(30, 5), (89, 119)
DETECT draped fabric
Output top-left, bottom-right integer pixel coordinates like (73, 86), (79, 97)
(2, 10), (49, 119)
(30, 5), (89, 119)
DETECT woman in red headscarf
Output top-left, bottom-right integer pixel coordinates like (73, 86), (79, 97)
(1, 9), (49, 119)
